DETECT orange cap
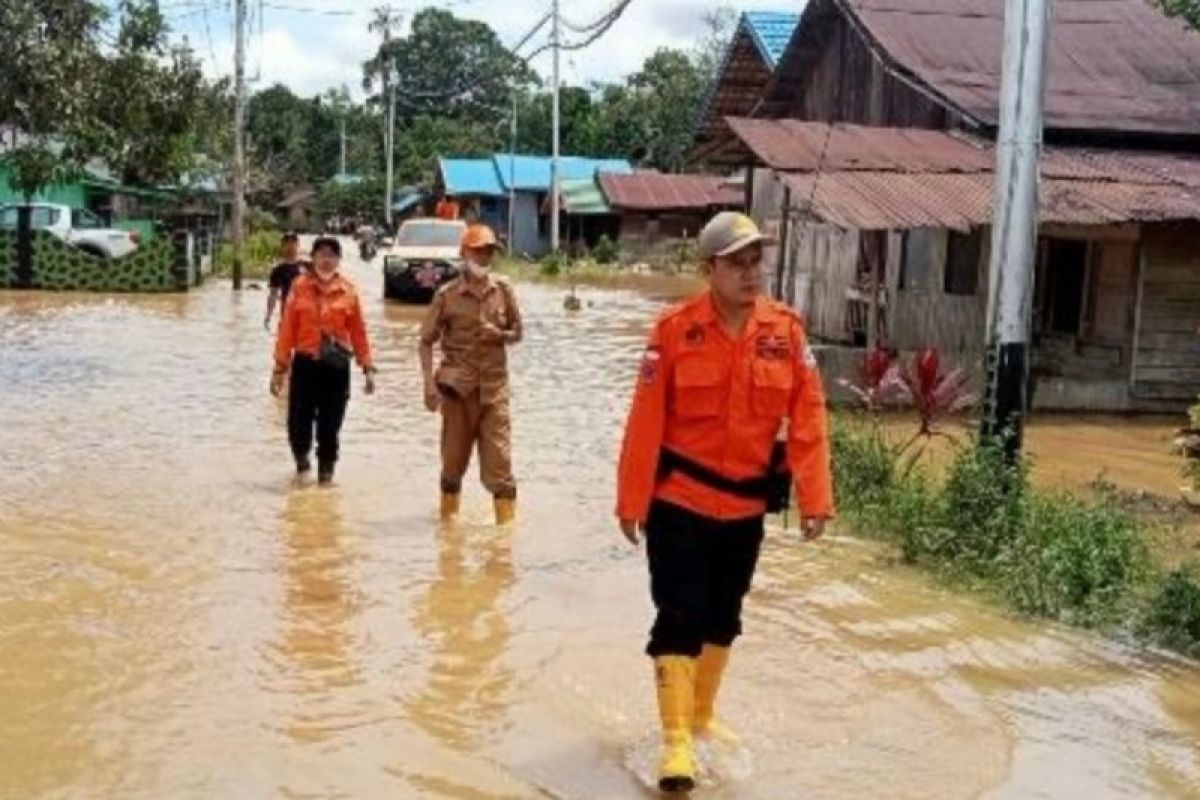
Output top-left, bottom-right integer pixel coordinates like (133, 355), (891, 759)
(461, 224), (501, 251)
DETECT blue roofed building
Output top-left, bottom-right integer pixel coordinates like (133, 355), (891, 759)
(692, 9), (804, 166)
(437, 154), (632, 257)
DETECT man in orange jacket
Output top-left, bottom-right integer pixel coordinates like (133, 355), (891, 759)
(616, 212), (834, 793)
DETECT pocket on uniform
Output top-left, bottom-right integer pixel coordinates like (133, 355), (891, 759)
(674, 358), (724, 418)
(752, 359), (794, 417)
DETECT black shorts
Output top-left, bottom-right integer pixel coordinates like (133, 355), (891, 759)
(644, 500), (765, 658)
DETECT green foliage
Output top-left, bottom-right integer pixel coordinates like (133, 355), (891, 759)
(1140, 567), (1200, 658)
(1158, 0), (1200, 29)
(215, 230), (283, 280)
(393, 115), (495, 185)
(364, 8), (537, 128)
(318, 177), (386, 222)
(539, 251), (567, 277)
(833, 422), (1175, 646)
(999, 493), (1147, 624)
(592, 235), (619, 265)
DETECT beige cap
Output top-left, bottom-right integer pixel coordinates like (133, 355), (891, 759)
(698, 212), (774, 259)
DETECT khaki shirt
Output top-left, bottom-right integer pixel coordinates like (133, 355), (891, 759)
(420, 273), (522, 401)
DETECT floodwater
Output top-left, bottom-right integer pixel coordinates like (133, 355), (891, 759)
(1, 249), (1199, 799)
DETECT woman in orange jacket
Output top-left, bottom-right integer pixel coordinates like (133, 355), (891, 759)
(271, 237), (376, 484)
(616, 213), (834, 793)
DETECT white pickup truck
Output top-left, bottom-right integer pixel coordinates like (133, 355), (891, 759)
(0, 203), (140, 259)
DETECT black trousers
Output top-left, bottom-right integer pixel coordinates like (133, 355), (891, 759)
(288, 355), (350, 467)
(645, 500), (766, 658)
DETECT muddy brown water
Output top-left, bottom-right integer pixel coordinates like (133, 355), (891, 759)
(1, 251), (1198, 799)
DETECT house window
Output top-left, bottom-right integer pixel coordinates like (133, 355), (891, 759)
(1039, 238), (1090, 335)
(900, 229), (937, 291)
(944, 230), (982, 296)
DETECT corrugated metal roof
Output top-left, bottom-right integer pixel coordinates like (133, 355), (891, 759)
(492, 155), (632, 192)
(727, 118), (993, 173)
(836, 0), (1200, 136)
(744, 11), (804, 69)
(558, 178), (612, 215)
(732, 118), (1200, 229)
(439, 158), (505, 197)
(599, 172), (743, 211)
(780, 171), (1200, 230)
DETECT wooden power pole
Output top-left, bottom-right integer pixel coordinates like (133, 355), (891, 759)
(231, 0), (247, 290)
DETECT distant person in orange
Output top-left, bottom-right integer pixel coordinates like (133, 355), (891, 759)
(435, 197), (460, 220)
(271, 237), (376, 485)
(615, 212), (834, 793)
(419, 223), (522, 525)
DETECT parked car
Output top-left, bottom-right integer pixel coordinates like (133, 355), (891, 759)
(0, 203), (140, 259)
(382, 218), (467, 304)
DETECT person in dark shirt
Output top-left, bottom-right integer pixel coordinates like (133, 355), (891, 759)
(264, 232), (308, 330)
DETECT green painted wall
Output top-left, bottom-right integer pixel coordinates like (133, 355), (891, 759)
(0, 167), (88, 208)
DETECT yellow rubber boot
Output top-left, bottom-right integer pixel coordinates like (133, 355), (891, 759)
(654, 656), (697, 793)
(440, 492), (461, 520)
(693, 644), (739, 745)
(494, 497), (516, 526)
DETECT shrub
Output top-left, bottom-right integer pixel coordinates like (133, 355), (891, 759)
(539, 250), (566, 277)
(939, 441), (1025, 565)
(999, 493), (1148, 625)
(1140, 567), (1200, 658)
(593, 234), (618, 265)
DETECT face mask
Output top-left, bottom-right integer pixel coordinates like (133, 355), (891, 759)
(466, 259), (490, 279)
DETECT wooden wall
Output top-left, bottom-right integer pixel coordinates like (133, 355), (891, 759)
(763, 0), (971, 130)
(885, 229), (989, 355)
(1134, 222), (1200, 402)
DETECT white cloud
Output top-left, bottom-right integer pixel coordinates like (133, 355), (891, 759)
(180, 0), (800, 97)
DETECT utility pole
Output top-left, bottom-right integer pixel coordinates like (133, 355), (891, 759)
(372, 7), (401, 229)
(340, 117), (347, 178)
(981, 0), (1053, 456)
(550, 0), (561, 253)
(508, 94), (518, 249)
(231, 0), (247, 290)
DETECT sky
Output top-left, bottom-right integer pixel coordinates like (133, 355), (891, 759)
(163, 0), (799, 98)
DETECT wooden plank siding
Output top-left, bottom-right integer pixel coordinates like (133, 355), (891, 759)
(1134, 222), (1200, 401)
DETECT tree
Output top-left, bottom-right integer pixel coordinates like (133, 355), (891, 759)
(393, 115), (497, 185)
(90, 1), (214, 186)
(1159, 0), (1200, 28)
(0, 0), (107, 197)
(694, 5), (739, 83)
(626, 49), (708, 172)
(363, 9), (537, 145)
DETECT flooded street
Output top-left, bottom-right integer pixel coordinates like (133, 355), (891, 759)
(2, 251), (1199, 799)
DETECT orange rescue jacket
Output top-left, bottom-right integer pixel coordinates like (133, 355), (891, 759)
(274, 272), (374, 373)
(616, 292), (834, 523)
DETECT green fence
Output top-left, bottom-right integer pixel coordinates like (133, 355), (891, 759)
(0, 230), (184, 292)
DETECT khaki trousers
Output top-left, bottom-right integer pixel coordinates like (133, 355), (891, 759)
(440, 387), (516, 498)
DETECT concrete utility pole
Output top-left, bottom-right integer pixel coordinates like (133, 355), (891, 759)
(372, 7), (401, 228)
(231, 0), (247, 290)
(340, 117), (347, 178)
(981, 0), (1053, 456)
(508, 94), (518, 249)
(550, 0), (561, 253)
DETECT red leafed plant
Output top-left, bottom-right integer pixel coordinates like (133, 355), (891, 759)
(899, 348), (978, 438)
(838, 346), (907, 412)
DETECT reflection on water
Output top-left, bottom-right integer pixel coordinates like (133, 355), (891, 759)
(1, 257), (1199, 799)
(405, 522), (515, 751)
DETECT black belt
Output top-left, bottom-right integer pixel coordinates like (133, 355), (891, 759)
(656, 442), (792, 513)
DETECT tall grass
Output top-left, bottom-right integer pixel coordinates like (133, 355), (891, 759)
(832, 420), (1200, 654)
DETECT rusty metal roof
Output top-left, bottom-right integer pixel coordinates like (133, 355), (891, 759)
(731, 117), (1200, 229)
(728, 118), (994, 173)
(599, 172), (743, 211)
(844, 0), (1200, 136)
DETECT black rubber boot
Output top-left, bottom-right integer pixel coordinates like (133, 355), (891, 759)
(296, 455), (312, 475)
(317, 462), (335, 486)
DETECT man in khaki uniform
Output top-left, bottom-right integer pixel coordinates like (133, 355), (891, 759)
(419, 224), (523, 525)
